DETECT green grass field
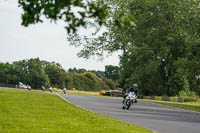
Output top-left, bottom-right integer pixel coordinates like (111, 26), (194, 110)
(139, 99), (200, 112)
(0, 88), (152, 133)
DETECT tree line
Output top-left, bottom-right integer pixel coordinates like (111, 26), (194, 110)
(0, 58), (119, 91)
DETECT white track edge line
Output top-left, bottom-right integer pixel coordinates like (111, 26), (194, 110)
(56, 93), (95, 113)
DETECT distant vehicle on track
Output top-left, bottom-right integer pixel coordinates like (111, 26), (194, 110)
(18, 82), (31, 89)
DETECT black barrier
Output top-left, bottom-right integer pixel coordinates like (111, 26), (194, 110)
(178, 97), (184, 103)
(162, 96), (169, 101)
(102, 91), (124, 97)
(0, 83), (16, 88)
(150, 96), (155, 100)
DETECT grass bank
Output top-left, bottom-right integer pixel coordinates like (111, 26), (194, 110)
(0, 88), (152, 133)
(139, 99), (200, 112)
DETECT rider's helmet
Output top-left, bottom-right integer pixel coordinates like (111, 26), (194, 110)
(133, 84), (138, 88)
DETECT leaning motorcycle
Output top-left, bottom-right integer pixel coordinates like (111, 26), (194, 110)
(122, 92), (136, 110)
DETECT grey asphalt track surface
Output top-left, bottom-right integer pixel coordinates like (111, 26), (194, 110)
(58, 94), (200, 133)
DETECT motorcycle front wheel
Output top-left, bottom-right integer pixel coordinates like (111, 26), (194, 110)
(125, 99), (131, 110)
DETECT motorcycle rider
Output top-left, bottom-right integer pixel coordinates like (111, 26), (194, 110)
(123, 84), (139, 104)
(63, 87), (66, 94)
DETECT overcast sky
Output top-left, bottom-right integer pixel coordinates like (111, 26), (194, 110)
(0, 1), (120, 71)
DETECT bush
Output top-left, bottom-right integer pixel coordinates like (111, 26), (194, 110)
(104, 79), (117, 90)
(178, 90), (197, 97)
(65, 74), (73, 90)
(99, 80), (109, 90)
(70, 72), (109, 91)
(184, 97), (198, 102)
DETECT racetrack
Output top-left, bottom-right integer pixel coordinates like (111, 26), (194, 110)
(59, 94), (200, 133)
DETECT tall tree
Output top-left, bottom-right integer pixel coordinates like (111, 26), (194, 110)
(26, 58), (50, 88)
(104, 65), (120, 81)
(42, 61), (66, 88)
(119, 0), (200, 96)
(0, 63), (19, 84)
(12, 58), (50, 89)
(69, 0), (200, 96)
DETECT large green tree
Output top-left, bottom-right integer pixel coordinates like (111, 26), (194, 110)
(120, 0), (200, 96)
(104, 65), (120, 81)
(42, 61), (66, 88)
(69, 0), (200, 96)
(0, 63), (19, 84)
(12, 58), (50, 89)
(25, 58), (50, 88)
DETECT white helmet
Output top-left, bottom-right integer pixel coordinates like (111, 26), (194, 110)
(133, 84), (137, 88)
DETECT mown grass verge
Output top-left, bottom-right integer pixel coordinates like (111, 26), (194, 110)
(0, 88), (152, 133)
(139, 99), (200, 112)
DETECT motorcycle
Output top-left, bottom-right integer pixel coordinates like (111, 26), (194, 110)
(122, 91), (136, 110)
